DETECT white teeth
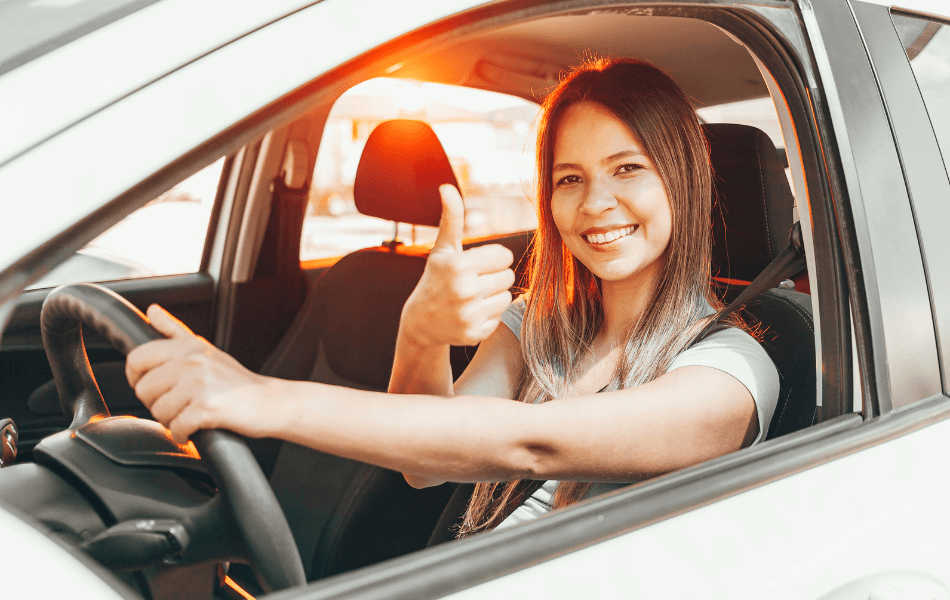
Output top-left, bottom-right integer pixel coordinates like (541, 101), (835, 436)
(585, 225), (636, 244)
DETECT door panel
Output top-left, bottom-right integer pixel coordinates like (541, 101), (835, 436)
(0, 273), (215, 460)
(442, 409), (950, 600)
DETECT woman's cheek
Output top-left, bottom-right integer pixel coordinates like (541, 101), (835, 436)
(549, 191), (574, 234)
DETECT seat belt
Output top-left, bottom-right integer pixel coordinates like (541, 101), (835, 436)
(697, 221), (807, 341)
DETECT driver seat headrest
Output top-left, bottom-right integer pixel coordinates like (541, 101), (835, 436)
(703, 123), (795, 283)
(353, 119), (459, 227)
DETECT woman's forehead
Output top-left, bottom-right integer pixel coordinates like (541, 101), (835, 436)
(552, 102), (649, 166)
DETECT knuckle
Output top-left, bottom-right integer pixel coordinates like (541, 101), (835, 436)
(447, 279), (468, 299)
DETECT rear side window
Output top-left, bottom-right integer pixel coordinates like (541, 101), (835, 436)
(892, 11), (950, 180)
(301, 78), (540, 262)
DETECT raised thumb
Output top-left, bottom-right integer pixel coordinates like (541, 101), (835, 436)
(432, 184), (464, 253)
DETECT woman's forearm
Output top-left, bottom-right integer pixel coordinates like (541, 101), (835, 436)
(262, 378), (538, 483)
(252, 366), (757, 486)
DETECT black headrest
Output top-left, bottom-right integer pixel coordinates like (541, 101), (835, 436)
(353, 120), (459, 227)
(704, 123), (794, 282)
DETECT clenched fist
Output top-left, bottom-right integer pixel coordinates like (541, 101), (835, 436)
(401, 185), (515, 347)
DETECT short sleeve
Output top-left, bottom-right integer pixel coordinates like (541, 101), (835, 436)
(500, 296), (527, 341)
(666, 328), (779, 445)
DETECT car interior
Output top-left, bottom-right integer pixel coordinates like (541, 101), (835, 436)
(0, 6), (851, 599)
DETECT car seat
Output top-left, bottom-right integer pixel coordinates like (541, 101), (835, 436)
(703, 123), (816, 440)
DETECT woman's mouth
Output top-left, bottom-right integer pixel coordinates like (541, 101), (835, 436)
(583, 225), (638, 245)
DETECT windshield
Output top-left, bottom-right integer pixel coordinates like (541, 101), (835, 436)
(0, 0), (160, 76)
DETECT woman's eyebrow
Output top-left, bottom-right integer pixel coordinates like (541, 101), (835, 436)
(602, 149), (647, 164)
(553, 150), (648, 173)
(552, 162), (581, 173)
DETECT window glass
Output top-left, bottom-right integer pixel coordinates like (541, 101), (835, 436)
(29, 158), (223, 289)
(302, 78), (539, 262)
(892, 12), (950, 179)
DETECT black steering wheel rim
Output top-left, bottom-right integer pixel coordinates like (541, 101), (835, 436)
(40, 283), (306, 592)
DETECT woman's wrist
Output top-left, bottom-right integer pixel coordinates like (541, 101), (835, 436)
(239, 376), (299, 439)
(398, 300), (438, 348)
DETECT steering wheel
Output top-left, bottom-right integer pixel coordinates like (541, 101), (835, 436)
(40, 283), (306, 593)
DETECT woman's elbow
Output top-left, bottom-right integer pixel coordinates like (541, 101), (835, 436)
(403, 473), (445, 489)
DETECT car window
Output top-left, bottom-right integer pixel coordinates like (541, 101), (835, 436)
(28, 158), (224, 290)
(892, 11), (950, 180)
(301, 78), (540, 262)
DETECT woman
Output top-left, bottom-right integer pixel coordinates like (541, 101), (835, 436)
(127, 58), (778, 536)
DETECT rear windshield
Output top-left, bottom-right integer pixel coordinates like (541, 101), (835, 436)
(0, 0), (160, 76)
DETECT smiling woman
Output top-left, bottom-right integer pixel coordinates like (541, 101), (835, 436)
(124, 58), (776, 542)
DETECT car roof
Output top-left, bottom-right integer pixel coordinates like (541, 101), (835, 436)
(390, 14), (769, 109)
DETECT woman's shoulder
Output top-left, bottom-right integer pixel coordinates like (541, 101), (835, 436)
(499, 294), (528, 341)
(670, 325), (774, 373)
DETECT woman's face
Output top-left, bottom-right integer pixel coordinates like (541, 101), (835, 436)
(550, 101), (673, 288)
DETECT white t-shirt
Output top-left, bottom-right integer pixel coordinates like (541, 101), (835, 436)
(495, 296), (780, 530)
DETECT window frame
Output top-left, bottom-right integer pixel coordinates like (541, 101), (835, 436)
(850, 2), (950, 403)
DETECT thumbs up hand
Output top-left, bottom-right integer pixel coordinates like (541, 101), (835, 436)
(401, 185), (515, 348)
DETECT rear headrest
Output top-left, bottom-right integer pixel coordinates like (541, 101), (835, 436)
(704, 123), (795, 282)
(353, 120), (459, 227)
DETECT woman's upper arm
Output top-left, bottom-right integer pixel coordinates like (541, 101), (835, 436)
(453, 323), (524, 399)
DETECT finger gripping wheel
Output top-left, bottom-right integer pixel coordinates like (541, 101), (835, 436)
(40, 283), (305, 592)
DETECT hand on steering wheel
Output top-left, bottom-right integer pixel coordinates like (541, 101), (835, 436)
(126, 305), (270, 445)
(41, 284), (305, 592)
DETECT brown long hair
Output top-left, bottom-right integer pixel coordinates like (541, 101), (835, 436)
(458, 58), (734, 536)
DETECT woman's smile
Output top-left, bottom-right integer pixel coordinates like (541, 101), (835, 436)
(550, 101), (673, 286)
(582, 224), (639, 247)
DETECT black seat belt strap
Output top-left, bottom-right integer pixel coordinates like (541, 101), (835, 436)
(698, 222), (807, 341)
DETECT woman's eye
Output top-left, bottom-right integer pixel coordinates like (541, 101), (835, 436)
(616, 163), (644, 175)
(555, 175), (581, 187)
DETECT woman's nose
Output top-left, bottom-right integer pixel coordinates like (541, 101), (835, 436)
(580, 177), (618, 215)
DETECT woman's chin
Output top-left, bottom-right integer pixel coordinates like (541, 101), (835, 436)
(586, 256), (665, 288)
